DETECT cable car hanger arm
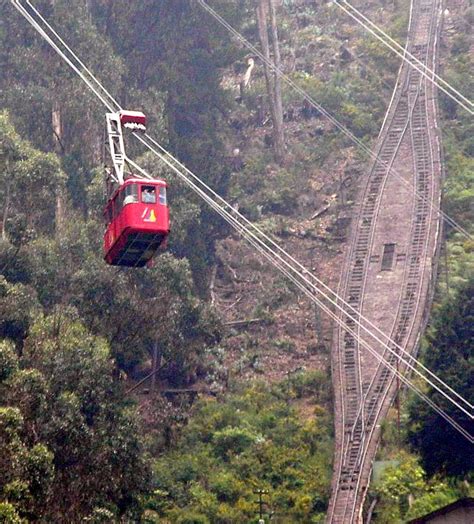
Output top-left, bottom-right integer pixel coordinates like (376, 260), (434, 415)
(106, 111), (150, 185)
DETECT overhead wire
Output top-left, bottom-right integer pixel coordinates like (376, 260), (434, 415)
(9, 1), (473, 437)
(196, 0), (472, 240)
(15, 4), (473, 409)
(138, 130), (473, 440)
(333, 0), (473, 114)
(20, 0), (154, 184)
(228, 221), (474, 443)
(139, 132), (474, 419)
(12, 0), (473, 420)
(14, 0), (474, 422)
(138, 131), (474, 418)
(191, 0), (473, 408)
(15, 4), (469, 412)
(195, 0), (474, 501)
(10, 1), (115, 112)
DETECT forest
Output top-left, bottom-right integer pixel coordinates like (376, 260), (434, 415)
(0, 1), (472, 522)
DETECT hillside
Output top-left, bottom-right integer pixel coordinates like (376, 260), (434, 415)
(0, 1), (472, 522)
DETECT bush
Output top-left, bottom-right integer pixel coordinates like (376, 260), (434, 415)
(0, 340), (18, 382)
(0, 503), (23, 524)
(212, 427), (257, 459)
(292, 370), (331, 405)
(147, 382), (333, 521)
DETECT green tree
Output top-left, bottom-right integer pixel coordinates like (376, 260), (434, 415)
(408, 278), (474, 477)
(98, 0), (241, 293)
(0, 277), (39, 345)
(371, 452), (457, 523)
(1, 2), (124, 210)
(0, 111), (66, 239)
(0, 405), (55, 521)
(1, 311), (150, 521)
(0, 502), (23, 524)
(145, 380), (332, 522)
(153, 0), (239, 294)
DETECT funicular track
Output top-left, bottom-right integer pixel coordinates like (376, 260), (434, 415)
(328, 1), (444, 522)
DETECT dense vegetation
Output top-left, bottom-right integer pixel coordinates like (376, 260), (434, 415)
(0, 0), (471, 522)
(143, 374), (332, 523)
(0, 314), (149, 521)
(1, 1), (240, 519)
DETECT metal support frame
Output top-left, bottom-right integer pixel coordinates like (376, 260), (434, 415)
(106, 112), (126, 185)
(106, 112), (151, 186)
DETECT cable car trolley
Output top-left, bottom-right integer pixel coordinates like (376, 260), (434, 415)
(103, 110), (169, 267)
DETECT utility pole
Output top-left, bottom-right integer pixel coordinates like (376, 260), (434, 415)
(254, 488), (269, 523)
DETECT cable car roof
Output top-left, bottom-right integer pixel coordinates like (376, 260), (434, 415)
(122, 177), (167, 186)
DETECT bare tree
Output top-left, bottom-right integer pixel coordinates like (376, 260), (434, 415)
(268, 0), (284, 149)
(52, 96), (66, 236)
(256, 0), (285, 163)
(239, 57), (256, 100)
(50, 0), (65, 236)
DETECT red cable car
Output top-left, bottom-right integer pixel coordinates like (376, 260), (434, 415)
(103, 178), (170, 267)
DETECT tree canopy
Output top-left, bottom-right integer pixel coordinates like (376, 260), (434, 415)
(408, 278), (474, 477)
(0, 313), (149, 521)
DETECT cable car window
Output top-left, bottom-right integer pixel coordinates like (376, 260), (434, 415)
(114, 192), (123, 219)
(142, 186), (156, 204)
(159, 186), (167, 205)
(123, 184), (138, 205)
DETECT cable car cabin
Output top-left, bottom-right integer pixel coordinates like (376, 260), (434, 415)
(103, 178), (169, 267)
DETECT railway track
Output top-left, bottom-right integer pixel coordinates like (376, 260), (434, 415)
(327, 0), (444, 522)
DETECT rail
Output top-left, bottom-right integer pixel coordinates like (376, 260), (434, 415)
(327, 0), (444, 521)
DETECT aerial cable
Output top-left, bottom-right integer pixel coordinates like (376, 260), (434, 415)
(138, 132), (473, 421)
(336, 0), (473, 113)
(13, 0), (472, 418)
(11, 0), (472, 420)
(140, 133), (472, 419)
(10, 0), (116, 113)
(189, 3), (474, 410)
(13, 0), (152, 184)
(22, 0), (122, 112)
(9, 1), (473, 429)
(197, 0), (472, 240)
(197, 0), (471, 238)
(137, 138), (474, 470)
(235, 218), (474, 518)
(15, 0), (473, 242)
(138, 136), (472, 440)
(333, 0), (474, 114)
(231, 224), (474, 443)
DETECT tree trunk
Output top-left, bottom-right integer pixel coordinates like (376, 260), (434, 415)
(49, 1), (65, 235)
(151, 340), (161, 392)
(267, 0), (285, 161)
(256, 0), (285, 164)
(2, 179), (11, 241)
(52, 99), (65, 236)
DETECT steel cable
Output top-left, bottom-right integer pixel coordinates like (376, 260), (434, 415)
(197, 0), (472, 240)
(333, 0), (473, 114)
(9, 0), (473, 437)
